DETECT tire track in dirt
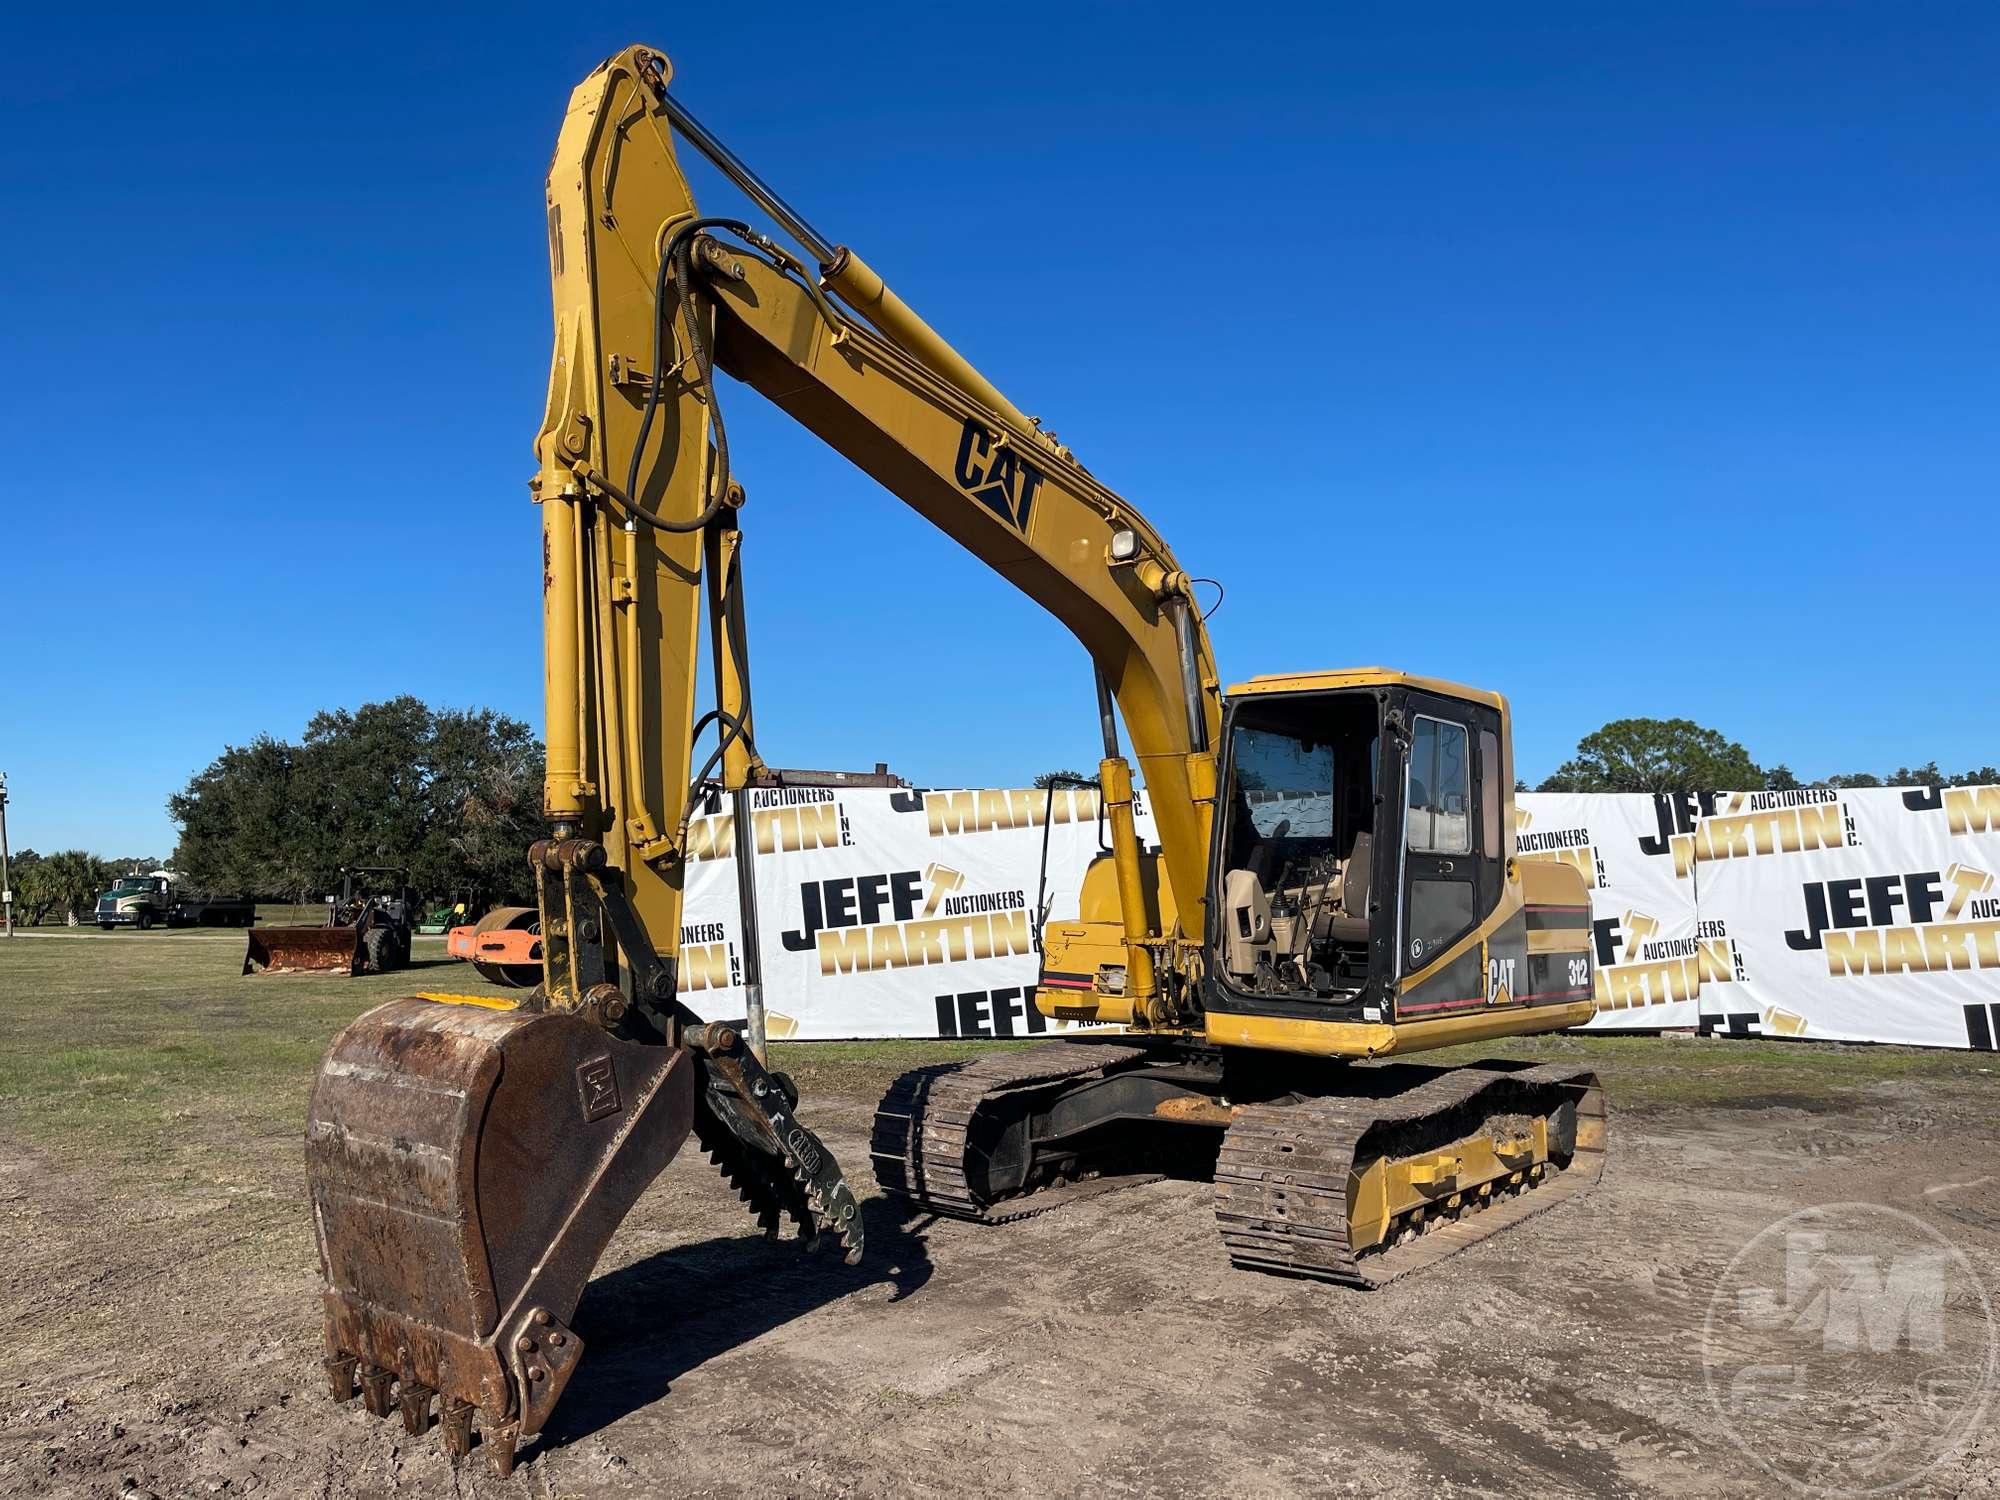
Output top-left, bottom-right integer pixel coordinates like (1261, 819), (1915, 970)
(5, 1079), (1996, 1496)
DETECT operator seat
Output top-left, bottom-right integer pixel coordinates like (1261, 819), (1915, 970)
(1322, 830), (1372, 943)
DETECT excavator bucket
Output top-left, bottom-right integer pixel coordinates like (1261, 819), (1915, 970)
(244, 924), (363, 976)
(307, 996), (697, 1472)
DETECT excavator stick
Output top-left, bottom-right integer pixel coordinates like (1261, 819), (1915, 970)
(244, 924), (363, 976)
(309, 996), (697, 1472)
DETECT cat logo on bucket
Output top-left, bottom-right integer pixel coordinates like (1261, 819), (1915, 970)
(575, 1055), (620, 1123)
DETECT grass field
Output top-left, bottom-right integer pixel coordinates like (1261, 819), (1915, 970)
(4, 926), (1996, 1499)
(1, 926), (1990, 1196)
(0, 930), (1027, 1202)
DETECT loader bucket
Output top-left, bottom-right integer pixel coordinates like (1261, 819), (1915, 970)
(244, 924), (363, 976)
(307, 996), (695, 1472)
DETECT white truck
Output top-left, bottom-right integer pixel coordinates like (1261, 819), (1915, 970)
(95, 872), (257, 930)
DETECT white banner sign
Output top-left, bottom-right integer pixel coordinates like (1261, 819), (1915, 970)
(677, 785), (1155, 1040)
(1694, 785), (2000, 1048)
(658, 781), (2000, 1051)
(1516, 793), (1705, 1030)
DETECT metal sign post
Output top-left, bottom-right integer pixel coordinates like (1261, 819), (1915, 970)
(0, 772), (14, 939)
(730, 785), (767, 1064)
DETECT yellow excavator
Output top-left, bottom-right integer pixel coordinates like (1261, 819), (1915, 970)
(304, 44), (1605, 1473)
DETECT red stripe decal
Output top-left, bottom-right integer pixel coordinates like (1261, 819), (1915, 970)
(1400, 985), (1594, 1016)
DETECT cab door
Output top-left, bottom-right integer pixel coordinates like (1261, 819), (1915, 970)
(1398, 698), (1478, 978)
(1390, 692), (1509, 1011)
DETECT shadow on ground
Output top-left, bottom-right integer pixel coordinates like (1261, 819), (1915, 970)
(535, 1196), (932, 1452)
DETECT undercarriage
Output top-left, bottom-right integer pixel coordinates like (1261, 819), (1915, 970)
(872, 1039), (1605, 1286)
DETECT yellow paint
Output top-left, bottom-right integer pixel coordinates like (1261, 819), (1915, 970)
(412, 992), (522, 1012)
(535, 45), (1222, 1001)
(1205, 1002), (1599, 1060)
(1348, 1114), (1552, 1251)
(1227, 667), (1506, 712)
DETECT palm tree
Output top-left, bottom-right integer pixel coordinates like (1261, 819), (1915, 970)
(27, 850), (112, 926)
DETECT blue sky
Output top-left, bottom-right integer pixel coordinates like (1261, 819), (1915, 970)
(4, 2), (1995, 856)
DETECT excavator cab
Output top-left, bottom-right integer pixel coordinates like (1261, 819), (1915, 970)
(1046, 672), (1586, 1043)
(1203, 672), (1583, 1037)
(1213, 684), (1384, 1006)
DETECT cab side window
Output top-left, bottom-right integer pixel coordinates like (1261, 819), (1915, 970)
(1406, 716), (1470, 855)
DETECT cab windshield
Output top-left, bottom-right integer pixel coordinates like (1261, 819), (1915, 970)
(112, 877), (155, 892)
(1222, 694), (1380, 883)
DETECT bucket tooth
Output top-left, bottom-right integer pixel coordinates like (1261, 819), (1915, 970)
(438, 1398), (474, 1459)
(324, 1353), (358, 1403)
(359, 1366), (396, 1419)
(398, 1381), (434, 1435)
(486, 1420), (519, 1478)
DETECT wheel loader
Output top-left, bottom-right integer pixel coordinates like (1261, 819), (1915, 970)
(245, 865), (415, 976)
(303, 44), (1605, 1472)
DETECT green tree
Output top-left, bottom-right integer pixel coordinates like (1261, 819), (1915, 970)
(20, 849), (112, 926)
(416, 706), (545, 899)
(1770, 764), (1995, 792)
(8, 850), (48, 924)
(1808, 765), (1998, 789)
(1538, 718), (1763, 794)
(1034, 769), (1093, 789)
(169, 697), (545, 902)
(169, 735), (318, 898)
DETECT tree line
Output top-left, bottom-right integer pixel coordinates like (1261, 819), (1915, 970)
(13, 709), (1989, 927)
(1533, 717), (1997, 794)
(167, 696), (545, 903)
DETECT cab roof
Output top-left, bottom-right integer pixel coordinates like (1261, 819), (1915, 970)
(1224, 667), (1506, 712)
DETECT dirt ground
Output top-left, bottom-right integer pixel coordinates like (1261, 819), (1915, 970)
(2, 930), (1997, 1498)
